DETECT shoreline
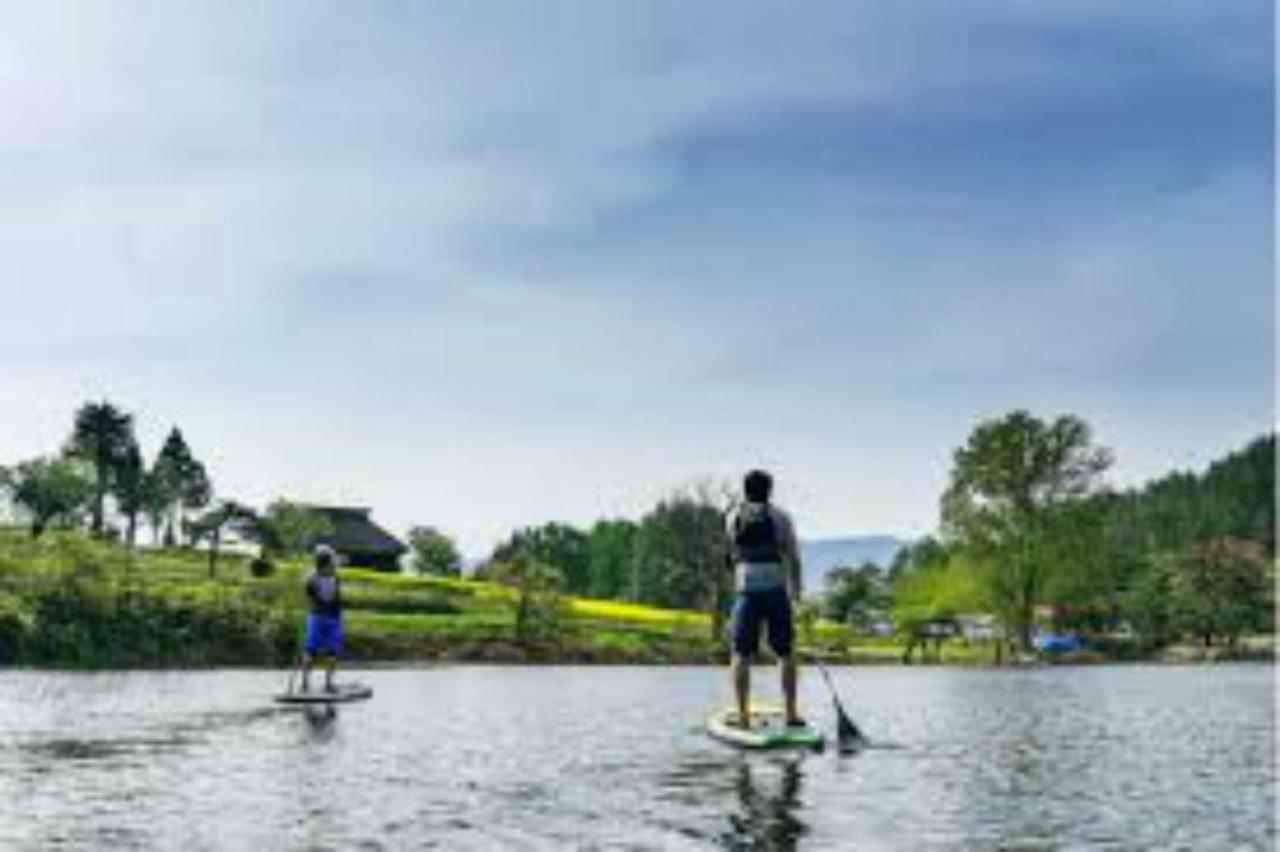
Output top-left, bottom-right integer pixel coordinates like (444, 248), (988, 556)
(0, 533), (1272, 672)
(0, 643), (1270, 671)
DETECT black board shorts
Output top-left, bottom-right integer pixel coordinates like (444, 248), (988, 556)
(730, 587), (793, 658)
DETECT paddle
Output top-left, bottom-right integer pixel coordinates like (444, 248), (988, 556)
(810, 656), (865, 749)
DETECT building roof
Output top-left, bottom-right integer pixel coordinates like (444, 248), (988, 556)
(303, 505), (406, 556)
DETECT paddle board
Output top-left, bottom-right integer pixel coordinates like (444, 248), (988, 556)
(706, 704), (824, 750)
(274, 683), (373, 705)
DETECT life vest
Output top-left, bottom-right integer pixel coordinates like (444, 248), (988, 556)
(732, 502), (782, 564)
(307, 572), (342, 616)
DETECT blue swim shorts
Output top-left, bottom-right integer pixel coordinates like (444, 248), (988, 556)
(730, 586), (793, 659)
(304, 613), (344, 657)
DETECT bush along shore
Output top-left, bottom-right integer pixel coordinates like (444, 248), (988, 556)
(0, 531), (965, 668)
(0, 531), (734, 667)
(0, 531), (1272, 669)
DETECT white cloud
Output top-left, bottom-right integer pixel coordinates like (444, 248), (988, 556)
(0, 2), (1268, 555)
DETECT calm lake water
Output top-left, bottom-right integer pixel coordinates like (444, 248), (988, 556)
(0, 665), (1272, 850)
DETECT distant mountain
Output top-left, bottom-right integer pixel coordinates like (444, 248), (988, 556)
(799, 535), (906, 596)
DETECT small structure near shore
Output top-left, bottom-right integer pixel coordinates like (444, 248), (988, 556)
(302, 505), (406, 572)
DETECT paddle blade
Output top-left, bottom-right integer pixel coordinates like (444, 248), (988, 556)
(834, 701), (864, 749)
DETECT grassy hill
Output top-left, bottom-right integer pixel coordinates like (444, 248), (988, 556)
(0, 530), (915, 668)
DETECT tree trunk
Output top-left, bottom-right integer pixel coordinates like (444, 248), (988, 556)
(125, 513), (138, 550)
(91, 463), (106, 537)
(515, 588), (529, 645)
(208, 528), (221, 579)
(1018, 573), (1036, 652)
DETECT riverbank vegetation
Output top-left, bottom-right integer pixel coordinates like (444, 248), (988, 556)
(0, 400), (1273, 667)
(0, 530), (894, 666)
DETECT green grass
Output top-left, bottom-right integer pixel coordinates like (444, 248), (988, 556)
(0, 529), (1012, 667)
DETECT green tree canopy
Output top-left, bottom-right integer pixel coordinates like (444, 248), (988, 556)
(490, 523), (591, 595)
(252, 500), (332, 558)
(891, 552), (988, 637)
(66, 401), (137, 537)
(187, 500), (261, 577)
(4, 456), (95, 538)
(823, 562), (890, 631)
(586, 519), (638, 600)
(1170, 537), (1273, 648)
(150, 428), (212, 547)
(110, 439), (147, 548)
(631, 491), (729, 612)
(407, 525), (462, 576)
(488, 557), (565, 647)
(941, 410), (1112, 649)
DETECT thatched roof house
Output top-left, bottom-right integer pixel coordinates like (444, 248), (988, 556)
(303, 505), (406, 572)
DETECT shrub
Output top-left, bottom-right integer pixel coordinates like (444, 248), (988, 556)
(0, 593), (33, 662)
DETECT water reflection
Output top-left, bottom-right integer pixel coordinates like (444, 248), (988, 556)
(300, 704), (338, 741)
(719, 759), (809, 851)
(0, 667), (1270, 850)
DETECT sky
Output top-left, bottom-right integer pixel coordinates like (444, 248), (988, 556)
(0, 1), (1272, 557)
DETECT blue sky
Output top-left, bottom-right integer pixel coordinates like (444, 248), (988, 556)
(0, 2), (1271, 555)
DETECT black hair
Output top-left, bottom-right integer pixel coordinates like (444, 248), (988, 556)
(743, 469), (773, 503)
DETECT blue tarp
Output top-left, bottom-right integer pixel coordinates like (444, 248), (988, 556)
(1036, 633), (1083, 654)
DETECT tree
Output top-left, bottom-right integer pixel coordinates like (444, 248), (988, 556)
(892, 552), (987, 663)
(407, 526), (462, 576)
(488, 557), (565, 647)
(1038, 494), (1127, 633)
(150, 428), (212, 547)
(823, 562), (889, 631)
(941, 410), (1112, 651)
(491, 523), (591, 595)
(187, 500), (260, 578)
(631, 491), (730, 613)
(1170, 538), (1272, 648)
(252, 500), (332, 558)
(1120, 555), (1178, 650)
(4, 456), (94, 538)
(110, 439), (147, 549)
(1106, 434), (1275, 562)
(65, 401), (136, 537)
(180, 460), (213, 544)
(888, 536), (948, 584)
(586, 519), (638, 600)
(140, 466), (175, 546)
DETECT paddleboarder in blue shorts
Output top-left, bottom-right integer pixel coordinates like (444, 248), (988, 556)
(727, 470), (805, 728)
(301, 544), (344, 693)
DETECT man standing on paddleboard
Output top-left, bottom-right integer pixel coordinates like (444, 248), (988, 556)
(301, 544), (344, 693)
(727, 469), (805, 728)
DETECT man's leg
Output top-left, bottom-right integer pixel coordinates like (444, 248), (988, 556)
(729, 594), (758, 727)
(322, 617), (340, 691)
(300, 614), (318, 692)
(767, 588), (802, 725)
(732, 654), (750, 726)
(323, 656), (337, 692)
(781, 654), (799, 723)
